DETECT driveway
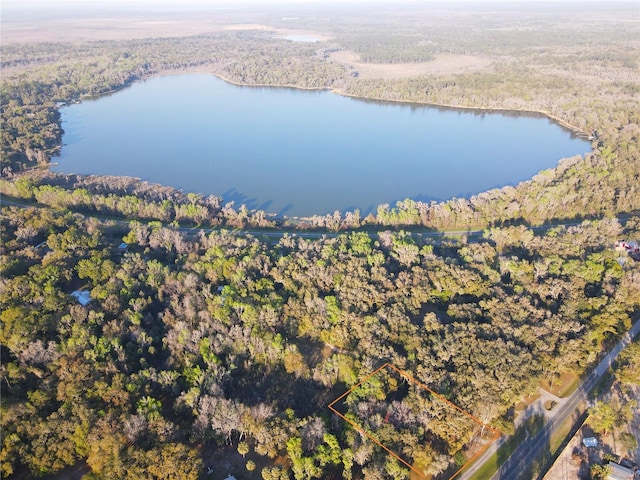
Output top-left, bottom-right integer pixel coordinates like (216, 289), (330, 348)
(514, 387), (567, 432)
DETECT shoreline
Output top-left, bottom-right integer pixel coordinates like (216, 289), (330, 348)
(65, 65), (590, 138)
(333, 88), (589, 138)
(47, 67), (592, 222)
(150, 67), (590, 138)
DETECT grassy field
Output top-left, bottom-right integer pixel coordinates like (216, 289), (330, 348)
(542, 372), (581, 398)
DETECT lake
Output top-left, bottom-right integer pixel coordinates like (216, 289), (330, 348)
(54, 74), (590, 217)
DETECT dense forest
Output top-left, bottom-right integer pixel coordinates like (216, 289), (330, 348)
(2, 205), (639, 479)
(1, 2), (639, 479)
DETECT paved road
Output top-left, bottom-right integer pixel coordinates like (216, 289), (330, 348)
(458, 318), (640, 480)
(2, 196), (634, 242)
(0, 196), (484, 239)
(4, 190), (639, 478)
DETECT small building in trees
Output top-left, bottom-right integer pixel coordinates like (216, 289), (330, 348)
(615, 240), (639, 254)
(606, 462), (634, 480)
(614, 240), (640, 261)
(71, 290), (92, 306)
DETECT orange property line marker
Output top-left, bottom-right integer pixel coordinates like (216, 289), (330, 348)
(328, 363), (502, 480)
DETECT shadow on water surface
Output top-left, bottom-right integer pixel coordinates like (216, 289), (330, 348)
(340, 204), (373, 215)
(257, 199), (273, 212)
(278, 203), (294, 216)
(222, 188), (296, 216)
(221, 187), (272, 211)
(405, 193), (445, 204)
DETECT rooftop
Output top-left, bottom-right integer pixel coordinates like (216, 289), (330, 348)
(71, 290), (91, 306)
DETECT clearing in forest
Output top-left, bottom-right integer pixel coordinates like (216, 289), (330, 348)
(329, 51), (491, 79)
(328, 363), (500, 479)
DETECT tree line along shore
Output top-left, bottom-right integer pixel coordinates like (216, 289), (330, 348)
(1, 6), (639, 479)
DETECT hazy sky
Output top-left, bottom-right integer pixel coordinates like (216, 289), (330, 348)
(1, 0), (627, 19)
(2, 0), (601, 5)
(0, 0), (622, 13)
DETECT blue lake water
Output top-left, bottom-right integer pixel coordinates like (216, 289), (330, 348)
(54, 74), (590, 217)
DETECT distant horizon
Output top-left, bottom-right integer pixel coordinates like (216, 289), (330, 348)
(3, 0), (635, 52)
(3, 0), (635, 17)
(3, 0), (635, 7)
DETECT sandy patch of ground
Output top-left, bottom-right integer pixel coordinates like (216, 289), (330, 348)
(542, 371), (580, 398)
(278, 30), (332, 42)
(515, 391), (542, 413)
(543, 427), (588, 480)
(222, 23), (276, 32)
(628, 385), (640, 464)
(224, 25), (331, 42)
(544, 385), (640, 480)
(329, 50), (492, 79)
(203, 444), (289, 480)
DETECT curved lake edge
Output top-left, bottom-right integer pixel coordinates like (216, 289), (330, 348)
(335, 89), (591, 140)
(210, 71), (592, 139)
(55, 68), (593, 220)
(85, 66), (590, 138)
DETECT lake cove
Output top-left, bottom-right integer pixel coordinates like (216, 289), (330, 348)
(54, 74), (591, 218)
